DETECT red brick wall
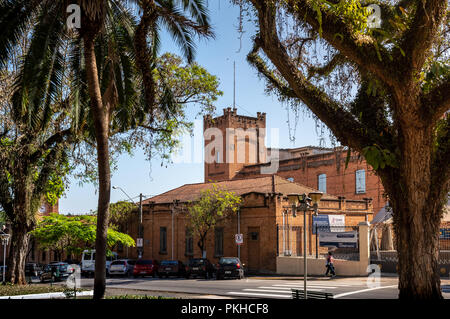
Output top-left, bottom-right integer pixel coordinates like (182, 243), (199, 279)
(236, 151), (386, 215)
(124, 193), (372, 273)
(204, 108), (266, 182)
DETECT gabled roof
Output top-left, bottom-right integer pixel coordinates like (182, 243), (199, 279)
(143, 175), (337, 205)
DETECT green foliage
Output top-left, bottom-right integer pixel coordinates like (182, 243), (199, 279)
(0, 284), (73, 296)
(422, 60), (450, 94)
(109, 201), (136, 229)
(323, 0), (371, 35)
(31, 213), (135, 258)
(187, 184), (242, 245)
(362, 145), (398, 170)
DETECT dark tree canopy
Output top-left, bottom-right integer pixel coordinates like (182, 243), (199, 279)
(235, 0), (449, 299)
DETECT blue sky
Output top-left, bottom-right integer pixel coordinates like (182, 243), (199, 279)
(58, 1), (334, 214)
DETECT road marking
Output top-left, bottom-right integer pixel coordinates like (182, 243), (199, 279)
(281, 282), (355, 287)
(227, 292), (291, 298)
(243, 289), (297, 294)
(274, 285), (337, 289)
(333, 285), (398, 298)
(263, 285), (332, 290)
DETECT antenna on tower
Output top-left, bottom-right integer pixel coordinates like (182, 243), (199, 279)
(233, 61), (236, 109)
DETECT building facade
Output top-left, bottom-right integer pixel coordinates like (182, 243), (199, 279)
(125, 175), (373, 273)
(204, 108), (386, 214)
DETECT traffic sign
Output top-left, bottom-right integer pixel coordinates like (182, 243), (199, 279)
(137, 238), (143, 248)
(235, 234), (243, 245)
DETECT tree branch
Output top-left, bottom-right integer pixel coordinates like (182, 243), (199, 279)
(0, 169), (13, 219)
(247, 38), (297, 99)
(279, 0), (399, 90)
(29, 128), (73, 164)
(399, 0), (448, 78)
(422, 75), (450, 123)
(249, 1), (384, 152)
(307, 53), (347, 79)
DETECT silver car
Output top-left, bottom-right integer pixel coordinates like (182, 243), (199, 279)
(109, 259), (136, 277)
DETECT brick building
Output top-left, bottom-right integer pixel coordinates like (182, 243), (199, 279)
(118, 108), (379, 272)
(204, 108), (386, 214)
(127, 175), (372, 273)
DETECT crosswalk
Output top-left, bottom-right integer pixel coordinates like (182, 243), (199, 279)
(226, 281), (368, 299)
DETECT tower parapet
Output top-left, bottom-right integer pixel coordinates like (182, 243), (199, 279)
(204, 108), (266, 182)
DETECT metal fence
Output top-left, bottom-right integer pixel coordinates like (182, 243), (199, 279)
(277, 225), (360, 261)
(439, 228), (450, 251)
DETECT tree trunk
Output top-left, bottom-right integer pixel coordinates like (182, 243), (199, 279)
(83, 30), (111, 300)
(7, 223), (30, 284)
(382, 125), (445, 299)
(197, 232), (207, 257)
(381, 224), (394, 251)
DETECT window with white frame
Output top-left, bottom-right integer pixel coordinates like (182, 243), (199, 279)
(318, 174), (326, 193)
(216, 150), (221, 163)
(356, 169), (366, 194)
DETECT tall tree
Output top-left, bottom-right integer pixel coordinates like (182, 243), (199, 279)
(0, 16), (87, 283)
(77, 0), (213, 299)
(0, 0), (216, 298)
(31, 213), (135, 261)
(187, 184), (242, 257)
(237, 0), (449, 298)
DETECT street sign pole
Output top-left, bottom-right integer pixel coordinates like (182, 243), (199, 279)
(304, 206), (307, 299)
(237, 209), (241, 259)
(138, 193), (143, 259)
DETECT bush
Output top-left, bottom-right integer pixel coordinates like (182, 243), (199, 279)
(0, 283), (68, 296)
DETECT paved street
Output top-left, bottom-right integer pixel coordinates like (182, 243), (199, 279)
(68, 276), (450, 299)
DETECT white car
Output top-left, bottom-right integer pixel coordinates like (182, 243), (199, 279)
(81, 250), (118, 276)
(109, 259), (136, 277)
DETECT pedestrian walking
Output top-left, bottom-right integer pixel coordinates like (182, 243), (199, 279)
(325, 252), (336, 277)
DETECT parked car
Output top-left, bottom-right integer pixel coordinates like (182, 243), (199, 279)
(109, 259), (136, 277)
(133, 259), (159, 278)
(216, 257), (245, 280)
(186, 258), (215, 279)
(81, 250), (118, 277)
(158, 260), (188, 278)
(39, 262), (72, 282)
(25, 263), (43, 277)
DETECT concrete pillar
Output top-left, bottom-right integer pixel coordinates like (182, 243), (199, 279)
(358, 221), (370, 266)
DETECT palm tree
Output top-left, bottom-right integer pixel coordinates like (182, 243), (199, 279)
(0, 0), (212, 298)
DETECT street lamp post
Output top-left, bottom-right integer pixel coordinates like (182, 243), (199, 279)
(1, 230), (10, 285)
(112, 186), (143, 258)
(286, 192), (323, 299)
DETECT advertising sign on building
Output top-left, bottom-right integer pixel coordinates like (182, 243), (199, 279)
(312, 215), (346, 233)
(440, 229), (450, 239)
(318, 231), (358, 248)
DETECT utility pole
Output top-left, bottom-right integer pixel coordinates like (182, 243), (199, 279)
(138, 193), (143, 259)
(112, 186), (144, 259)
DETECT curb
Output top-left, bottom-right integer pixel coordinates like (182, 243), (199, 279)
(0, 290), (93, 299)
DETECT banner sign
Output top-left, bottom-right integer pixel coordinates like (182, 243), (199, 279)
(318, 231), (358, 248)
(313, 215), (346, 233)
(440, 229), (450, 239)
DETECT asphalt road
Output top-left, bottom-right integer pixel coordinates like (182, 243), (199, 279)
(69, 275), (450, 299)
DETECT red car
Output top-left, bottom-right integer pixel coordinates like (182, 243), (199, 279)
(133, 259), (159, 278)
